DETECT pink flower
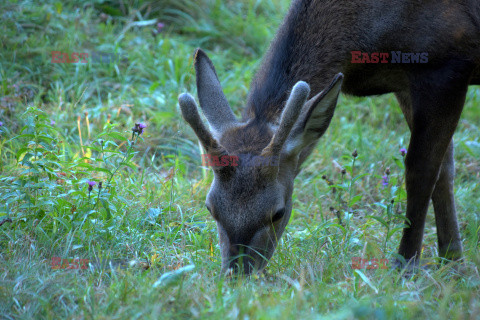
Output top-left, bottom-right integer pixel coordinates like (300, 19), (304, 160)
(87, 180), (96, 192)
(400, 148), (407, 156)
(382, 175), (389, 186)
(138, 122), (147, 135)
(50, 120), (56, 126)
(157, 22), (165, 32)
(132, 122), (147, 135)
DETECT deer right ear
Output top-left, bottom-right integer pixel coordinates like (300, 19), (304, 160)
(285, 73), (343, 154)
(194, 49), (238, 132)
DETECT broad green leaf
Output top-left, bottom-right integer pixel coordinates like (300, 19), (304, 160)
(387, 227), (404, 239)
(349, 194), (363, 207)
(365, 215), (388, 228)
(16, 147), (30, 161)
(107, 132), (128, 142)
(101, 199), (112, 220)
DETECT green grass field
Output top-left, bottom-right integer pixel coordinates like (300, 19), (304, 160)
(1, 0), (479, 319)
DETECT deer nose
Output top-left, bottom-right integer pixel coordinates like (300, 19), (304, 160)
(228, 257), (254, 275)
(228, 244), (255, 274)
(228, 243), (241, 256)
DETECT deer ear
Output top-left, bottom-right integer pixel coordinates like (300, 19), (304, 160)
(285, 73), (343, 155)
(194, 48), (237, 132)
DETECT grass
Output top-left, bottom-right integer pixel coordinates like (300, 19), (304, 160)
(0, 0), (479, 319)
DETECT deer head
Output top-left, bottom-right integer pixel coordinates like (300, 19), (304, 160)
(179, 49), (343, 275)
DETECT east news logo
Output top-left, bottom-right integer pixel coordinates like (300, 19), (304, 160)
(351, 51), (428, 64)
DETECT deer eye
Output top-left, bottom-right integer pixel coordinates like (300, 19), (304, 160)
(271, 208), (285, 222)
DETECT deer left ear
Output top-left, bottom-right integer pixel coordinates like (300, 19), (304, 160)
(285, 73), (343, 154)
(194, 48), (238, 132)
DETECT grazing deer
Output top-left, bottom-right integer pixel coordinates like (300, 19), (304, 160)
(179, 0), (480, 274)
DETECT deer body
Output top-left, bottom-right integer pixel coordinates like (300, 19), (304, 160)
(179, 0), (480, 274)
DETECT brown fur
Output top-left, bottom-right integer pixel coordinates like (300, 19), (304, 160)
(180, 0), (480, 274)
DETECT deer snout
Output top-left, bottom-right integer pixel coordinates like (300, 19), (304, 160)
(217, 223), (276, 275)
(225, 242), (272, 275)
(226, 244), (255, 274)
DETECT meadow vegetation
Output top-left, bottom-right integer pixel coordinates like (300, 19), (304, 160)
(0, 0), (479, 318)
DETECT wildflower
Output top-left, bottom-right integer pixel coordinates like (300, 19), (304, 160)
(400, 148), (407, 157)
(152, 22), (165, 37)
(352, 149), (358, 158)
(341, 168), (346, 175)
(382, 175), (389, 186)
(98, 181), (103, 189)
(0, 121), (3, 126)
(157, 22), (165, 32)
(87, 180), (96, 192)
(138, 122), (147, 135)
(381, 167), (391, 187)
(131, 122), (147, 139)
(50, 120), (55, 126)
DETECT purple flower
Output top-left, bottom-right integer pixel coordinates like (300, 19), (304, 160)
(400, 148), (407, 156)
(87, 180), (96, 192)
(382, 175), (389, 187)
(138, 122), (147, 135)
(157, 22), (165, 32)
(50, 120), (56, 126)
(132, 122), (147, 136)
(0, 121), (3, 126)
